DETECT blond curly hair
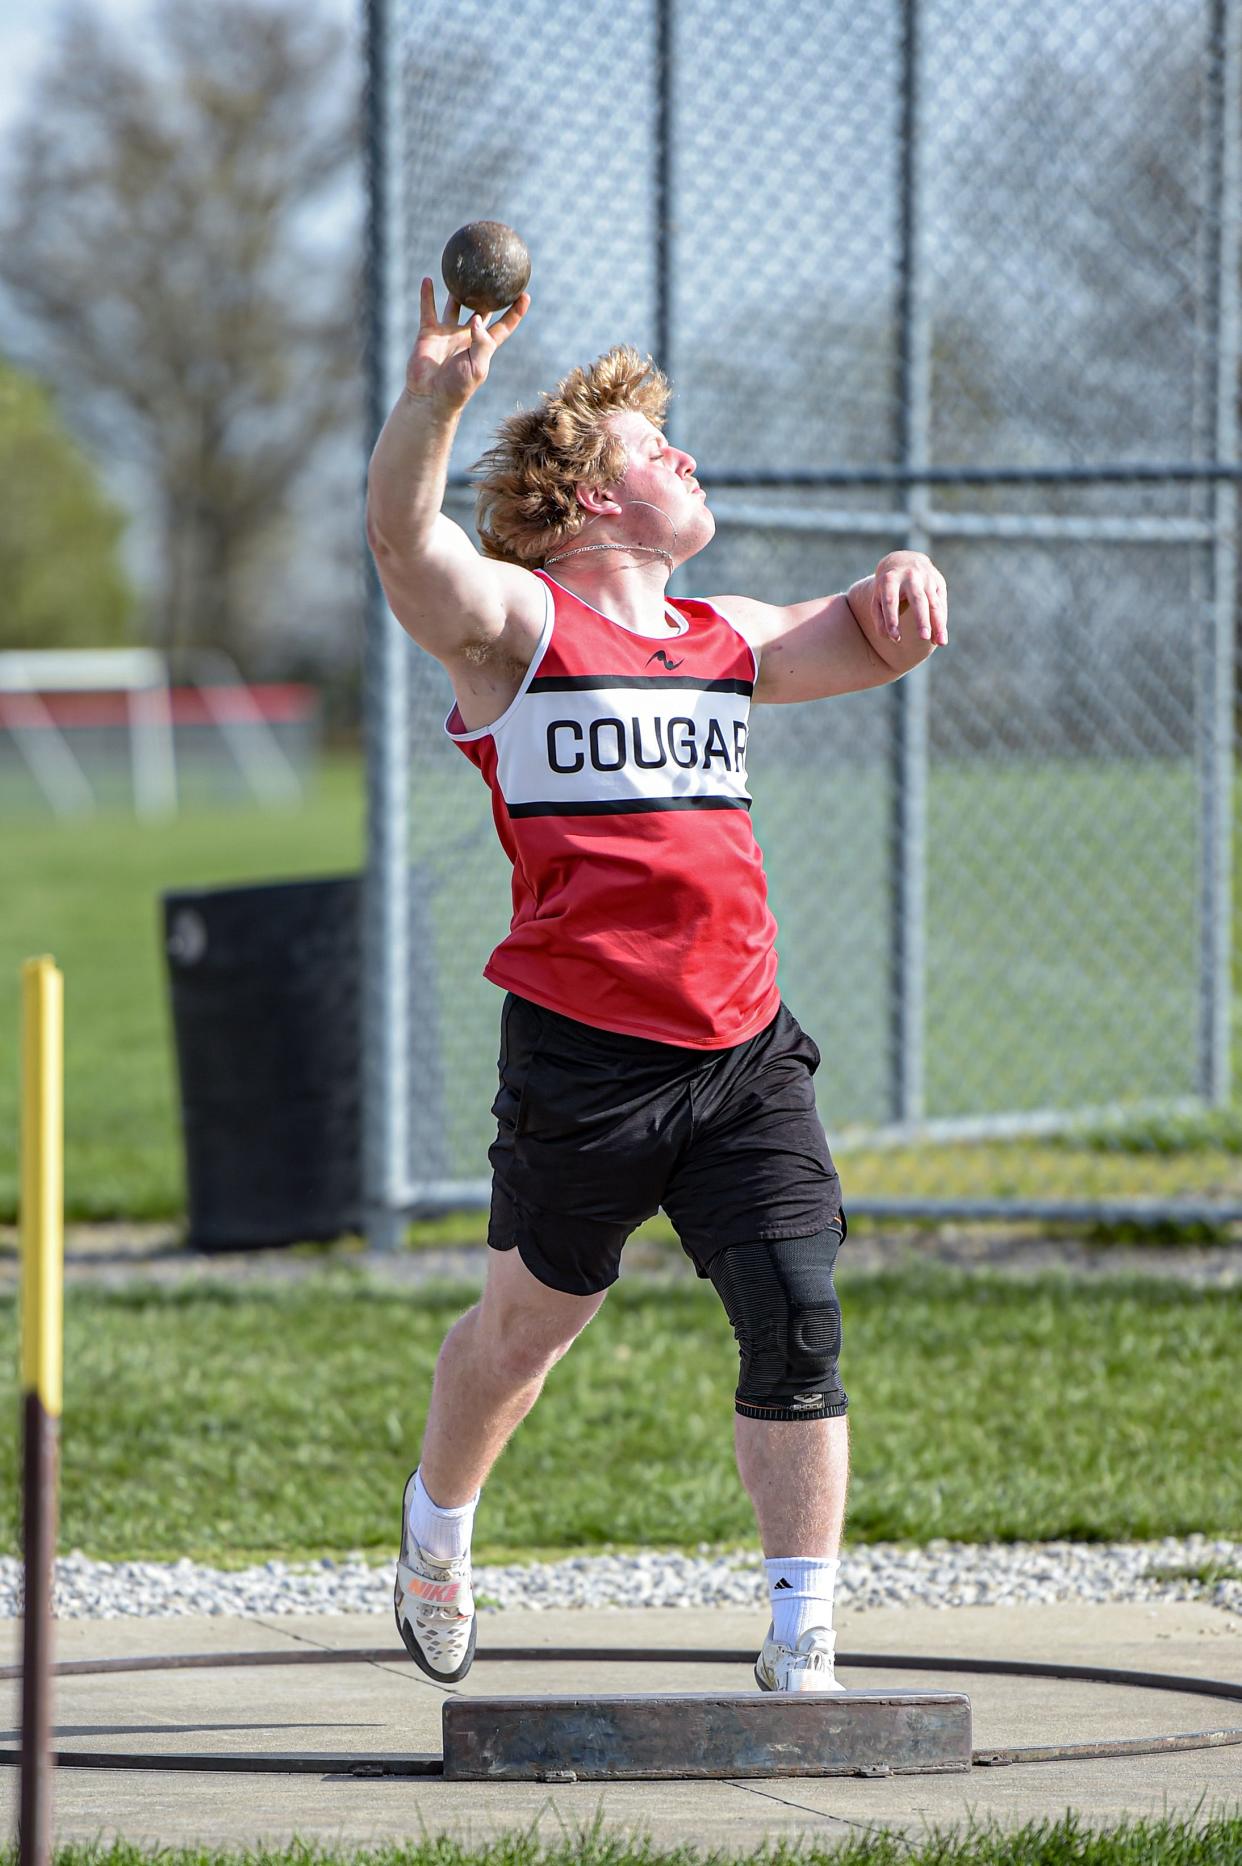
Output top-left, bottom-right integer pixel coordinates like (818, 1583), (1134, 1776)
(474, 345), (670, 567)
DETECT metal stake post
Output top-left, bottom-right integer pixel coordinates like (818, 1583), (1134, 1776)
(18, 958), (63, 1866)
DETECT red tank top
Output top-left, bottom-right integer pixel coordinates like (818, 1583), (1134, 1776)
(445, 570), (780, 1048)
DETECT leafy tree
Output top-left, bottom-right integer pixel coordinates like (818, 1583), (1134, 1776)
(0, 0), (359, 675)
(0, 360), (134, 651)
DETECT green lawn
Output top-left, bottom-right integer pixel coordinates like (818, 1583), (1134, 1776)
(2, 752), (1241, 1224)
(5, 1809), (1242, 1866)
(0, 1268), (1236, 1565)
(0, 756), (364, 1221)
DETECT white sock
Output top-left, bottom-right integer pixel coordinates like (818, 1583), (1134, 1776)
(409, 1467), (479, 1561)
(765, 1556), (840, 1648)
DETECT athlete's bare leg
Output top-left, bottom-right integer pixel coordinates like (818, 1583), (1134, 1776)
(734, 1412), (850, 1558)
(417, 1245), (607, 1506)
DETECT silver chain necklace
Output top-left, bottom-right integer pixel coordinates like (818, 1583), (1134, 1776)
(544, 500), (680, 571)
(543, 541), (674, 568)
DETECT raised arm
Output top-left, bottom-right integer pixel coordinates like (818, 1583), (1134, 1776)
(365, 279), (544, 669)
(710, 551), (948, 703)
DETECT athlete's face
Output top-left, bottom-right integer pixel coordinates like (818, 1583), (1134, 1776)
(602, 411), (715, 563)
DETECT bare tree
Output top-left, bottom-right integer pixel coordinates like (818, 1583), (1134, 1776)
(0, 0), (360, 673)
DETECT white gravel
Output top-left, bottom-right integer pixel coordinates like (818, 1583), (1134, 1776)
(2, 1535), (1239, 1621)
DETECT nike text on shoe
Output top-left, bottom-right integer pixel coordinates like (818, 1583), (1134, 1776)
(754, 1622), (846, 1693)
(394, 1470), (478, 1683)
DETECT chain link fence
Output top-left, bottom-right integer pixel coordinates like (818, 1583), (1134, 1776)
(362, 0), (1242, 1238)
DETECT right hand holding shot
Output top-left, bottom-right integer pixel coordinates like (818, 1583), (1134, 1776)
(406, 277), (529, 412)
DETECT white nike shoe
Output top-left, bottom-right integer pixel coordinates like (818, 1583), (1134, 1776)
(393, 1470), (477, 1683)
(754, 1622), (846, 1693)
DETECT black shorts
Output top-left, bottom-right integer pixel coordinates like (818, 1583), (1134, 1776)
(487, 991), (846, 1295)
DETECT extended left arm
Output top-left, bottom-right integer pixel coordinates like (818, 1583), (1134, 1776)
(715, 550), (949, 703)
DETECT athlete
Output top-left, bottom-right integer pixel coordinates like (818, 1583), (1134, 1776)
(367, 282), (948, 1694)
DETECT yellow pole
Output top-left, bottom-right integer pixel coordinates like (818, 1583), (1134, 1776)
(19, 956), (63, 1866)
(21, 959), (63, 1416)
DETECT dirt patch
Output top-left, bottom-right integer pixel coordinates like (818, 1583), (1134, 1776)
(1, 1221), (1240, 1289)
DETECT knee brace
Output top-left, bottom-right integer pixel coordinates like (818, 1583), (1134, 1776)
(707, 1225), (848, 1423)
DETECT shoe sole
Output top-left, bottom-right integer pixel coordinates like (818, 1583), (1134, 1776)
(395, 1467), (478, 1685)
(395, 1587), (479, 1684)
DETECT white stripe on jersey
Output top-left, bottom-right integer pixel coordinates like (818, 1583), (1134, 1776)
(493, 684), (753, 810)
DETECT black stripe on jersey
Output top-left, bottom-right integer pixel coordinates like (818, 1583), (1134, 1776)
(529, 674), (753, 696)
(508, 795), (752, 819)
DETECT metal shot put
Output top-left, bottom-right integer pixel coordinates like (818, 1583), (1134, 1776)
(441, 220), (531, 315)
(366, 249), (948, 1694)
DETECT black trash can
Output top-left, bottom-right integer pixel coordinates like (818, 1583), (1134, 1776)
(162, 875), (362, 1249)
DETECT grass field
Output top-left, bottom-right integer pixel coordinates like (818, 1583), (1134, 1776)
(0, 1267), (1236, 1564)
(3, 1809), (1241, 1865)
(0, 756), (364, 1222)
(2, 752), (1241, 1225)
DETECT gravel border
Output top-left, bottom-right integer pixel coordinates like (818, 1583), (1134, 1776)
(3, 1536), (1239, 1622)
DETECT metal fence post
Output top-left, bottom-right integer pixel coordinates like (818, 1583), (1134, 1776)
(1201, 0), (1241, 1105)
(654, 0), (675, 388)
(362, 0), (410, 1250)
(890, 0), (931, 1124)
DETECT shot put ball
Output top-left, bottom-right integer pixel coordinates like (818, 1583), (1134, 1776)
(441, 220), (531, 315)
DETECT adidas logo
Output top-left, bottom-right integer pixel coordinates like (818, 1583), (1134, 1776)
(773, 1577), (792, 1590)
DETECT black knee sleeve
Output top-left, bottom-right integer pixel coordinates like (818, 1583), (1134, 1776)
(707, 1224), (848, 1423)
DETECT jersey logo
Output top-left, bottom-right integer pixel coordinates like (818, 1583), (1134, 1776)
(647, 649), (684, 671)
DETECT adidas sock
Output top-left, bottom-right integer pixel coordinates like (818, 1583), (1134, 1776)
(765, 1555), (840, 1648)
(410, 1467), (479, 1561)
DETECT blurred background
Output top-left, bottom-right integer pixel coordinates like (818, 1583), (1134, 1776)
(3, 0), (1241, 1246)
